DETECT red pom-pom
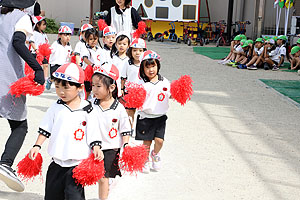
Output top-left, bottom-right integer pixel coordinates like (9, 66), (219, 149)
(72, 153), (105, 186)
(38, 43), (51, 57)
(8, 73), (45, 97)
(24, 63), (34, 76)
(17, 153), (43, 181)
(84, 65), (94, 82)
(123, 82), (147, 109)
(36, 54), (44, 65)
(170, 75), (194, 106)
(98, 19), (108, 31)
(70, 54), (77, 64)
(132, 21), (147, 38)
(119, 145), (149, 175)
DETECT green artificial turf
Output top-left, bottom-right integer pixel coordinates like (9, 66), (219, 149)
(260, 79), (300, 104)
(193, 47), (230, 60)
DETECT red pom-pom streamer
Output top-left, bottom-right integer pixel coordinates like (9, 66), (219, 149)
(70, 54), (77, 64)
(132, 21), (147, 38)
(98, 19), (108, 31)
(119, 145), (149, 175)
(170, 75), (194, 106)
(84, 65), (94, 82)
(36, 53), (44, 65)
(123, 82), (147, 109)
(38, 43), (51, 57)
(8, 73), (45, 97)
(17, 153), (43, 181)
(24, 63), (34, 76)
(72, 153), (105, 186)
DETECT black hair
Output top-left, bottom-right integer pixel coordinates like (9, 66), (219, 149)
(139, 58), (161, 82)
(115, 0), (131, 8)
(53, 78), (82, 88)
(85, 28), (100, 46)
(127, 47), (147, 64)
(92, 73), (118, 99)
(1, 7), (14, 14)
(34, 19), (46, 32)
(110, 35), (130, 58)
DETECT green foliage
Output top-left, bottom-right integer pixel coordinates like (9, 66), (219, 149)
(45, 18), (59, 34)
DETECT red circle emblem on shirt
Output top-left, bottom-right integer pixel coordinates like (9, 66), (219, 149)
(158, 93), (165, 101)
(109, 128), (118, 139)
(74, 129), (85, 141)
(97, 55), (101, 61)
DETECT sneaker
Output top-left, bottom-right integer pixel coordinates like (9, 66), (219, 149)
(264, 63), (270, 70)
(0, 164), (24, 192)
(247, 65), (257, 70)
(272, 66), (279, 71)
(226, 61), (236, 66)
(142, 161), (150, 174)
(218, 59), (226, 64)
(231, 64), (238, 68)
(150, 150), (161, 172)
(222, 60), (230, 65)
(237, 64), (247, 69)
(297, 70), (300, 75)
(45, 78), (52, 90)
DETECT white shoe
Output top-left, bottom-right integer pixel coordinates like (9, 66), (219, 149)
(0, 164), (24, 192)
(150, 150), (161, 172)
(222, 60), (230, 65)
(142, 161), (150, 174)
(218, 59), (226, 64)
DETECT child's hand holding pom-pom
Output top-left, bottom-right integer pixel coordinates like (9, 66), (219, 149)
(72, 153), (105, 186)
(123, 82), (147, 109)
(119, 145), (149, 175)
(17, 153), (43, 182)
(170, 75), (194, 106)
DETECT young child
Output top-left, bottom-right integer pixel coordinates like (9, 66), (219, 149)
(111, 31), (131, 97)
(28, 62), (103, 200)
(247, 38), (265, 70)
(29, 16), (49, 79)
(263, 39), (279, 70)
(265, 35), (287, 71)
(290, 46), (300, 70)
(135, 50), (170, 173)
(288, 38), (300, 66)
(74, 23), (93, 67)
(232, 40), (252, 69)
(46, 25), (72, 90)
(219, 35), (241, 65)
(121, 38), (147, 134)
(91, 63), (131, 200)
(81, 28), (107, 97)
(105, 0), (142, 34)
(102, 26), (117, 54)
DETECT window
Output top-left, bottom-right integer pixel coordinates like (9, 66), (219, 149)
(144, 0), (153, 8)
(183, 5), (196, 20)
(172, 0), (181, 7)
(156, 7), (169, 19)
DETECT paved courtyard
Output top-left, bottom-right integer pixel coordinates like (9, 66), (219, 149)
(0, 38), (300, 200)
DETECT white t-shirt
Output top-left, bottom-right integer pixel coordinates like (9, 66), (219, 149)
(38, 99), (102, 167)
(81, 45), (108, 66)
(92, 98), (131, 150)
(112, 55), (129, 97)
(269, 47), (280, 63)
(15, 15), (33, 39)
(138, 76), (171, 119)
(74, 39), (88, 68)
(235, 45), (244, 53)
(49, 40), (72, 65)
(29, 31), (49, 53)
(122, 60), (141, 83)
(254, 46), (264, 56)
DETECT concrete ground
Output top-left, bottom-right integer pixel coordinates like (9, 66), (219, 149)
(1, 37), (300, 200)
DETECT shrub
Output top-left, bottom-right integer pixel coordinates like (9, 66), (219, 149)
(45, 18), (59, 34)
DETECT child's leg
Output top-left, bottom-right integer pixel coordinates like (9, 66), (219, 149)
(143, 140), (152, 152)
(98, 178), (109, 200)
(246, 56), (258, 67)
(153, 137), (164, 154)
(265, 57), (275, 66)
(291, 58), (296, 69)
(240, 57), (248, 65)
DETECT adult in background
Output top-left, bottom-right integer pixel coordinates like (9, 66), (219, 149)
(105, 0), (142, 34)
(0, 0), (45, 192)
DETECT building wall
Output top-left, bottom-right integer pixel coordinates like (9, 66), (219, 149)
(38, 0), (100, 28)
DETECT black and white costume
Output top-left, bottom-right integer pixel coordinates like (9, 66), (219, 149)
(39, 99), (102, 199)
(136, 75), (170, 141)
(92, 98), (131, 178)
